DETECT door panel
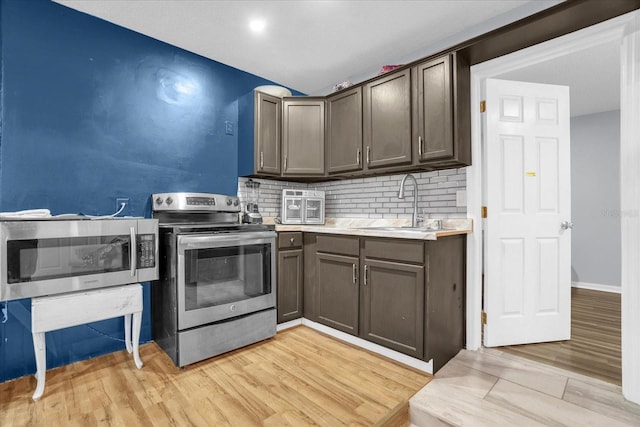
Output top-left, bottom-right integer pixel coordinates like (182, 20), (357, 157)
(316, 252), (359, 335)
(362, 258), (424, 358)
(363, 69), (412, 169)
(255, 92), (281, 175)
(327, 87), (363, 174)
(484, 78), (571, 347)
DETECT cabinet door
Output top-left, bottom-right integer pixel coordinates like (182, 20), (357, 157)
(316, 252), (359, 335)
(277, 248), (303, 323)
(255, 91), (282, 175)
(414, 55), (453, 161)
(282, 98), (325, 176)
(361, 258), (424, 358)
(327, 87), (363, 174)
(363, 68), (412, 169)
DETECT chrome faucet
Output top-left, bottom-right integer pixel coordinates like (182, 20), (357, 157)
(398, 173), (422, 227)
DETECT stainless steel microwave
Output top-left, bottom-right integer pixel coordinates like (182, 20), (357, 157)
(0, 218), (158, 301)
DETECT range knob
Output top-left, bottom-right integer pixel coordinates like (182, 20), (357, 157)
(166, 197), (173, 205)
(226, 198), (233, 206)
(155, 197), (163, 205)
(233, 199), (239, 206)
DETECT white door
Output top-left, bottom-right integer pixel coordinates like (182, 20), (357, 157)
(483, 78), (571, 347)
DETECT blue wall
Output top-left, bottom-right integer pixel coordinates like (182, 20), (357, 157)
(0, 0), (297, 382)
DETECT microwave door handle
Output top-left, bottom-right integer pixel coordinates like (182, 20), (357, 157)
(130, 227), (137, 277)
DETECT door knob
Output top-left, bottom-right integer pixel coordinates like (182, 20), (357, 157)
(561, 221), (574, 230)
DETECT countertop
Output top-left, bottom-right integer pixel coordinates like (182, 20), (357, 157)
(271, 217), (473, 241)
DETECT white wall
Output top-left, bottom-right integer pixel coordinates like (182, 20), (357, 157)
(571, 110), (621, 289)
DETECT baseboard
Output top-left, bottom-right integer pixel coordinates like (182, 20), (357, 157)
(276, 318), (303, 332)
(572, 281), (621, 294)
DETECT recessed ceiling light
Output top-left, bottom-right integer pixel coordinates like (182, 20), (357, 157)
(249, 19), (266, 33)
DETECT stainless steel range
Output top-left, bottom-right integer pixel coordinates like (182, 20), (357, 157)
(151, 192), (276, 367)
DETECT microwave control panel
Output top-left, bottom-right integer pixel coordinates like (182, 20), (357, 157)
(137, 234), (156, 268)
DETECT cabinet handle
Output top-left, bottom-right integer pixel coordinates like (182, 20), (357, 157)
(356, 148), (361, 166)
(284, 155), (288, 171)
(364, 264), (368, 286)
(418, 136), (423, 157)
(352, 264), (357, 284)
(290, 237), (295, 245)
(260, 151), (264, 169)
(366, 146), (371, 165)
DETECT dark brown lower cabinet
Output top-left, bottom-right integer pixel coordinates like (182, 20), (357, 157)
(277, 232), (303, 324)
(361, 258), (424, 358)
(424, 235), (466, 372)
(305, 232), (466, 371)
(316, 252), (360, 335)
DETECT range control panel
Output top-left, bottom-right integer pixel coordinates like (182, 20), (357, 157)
(152, 193), (240, 212)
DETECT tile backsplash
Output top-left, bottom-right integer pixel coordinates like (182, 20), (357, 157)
(238, 168), (467, 221)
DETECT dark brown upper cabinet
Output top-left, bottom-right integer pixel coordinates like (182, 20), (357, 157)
(412, 53), (471, 168)
(238, 91), (282, 177)
(326, 87), (363, 174)
(363, 68), (413, 170)
(282, 97), (326, 177)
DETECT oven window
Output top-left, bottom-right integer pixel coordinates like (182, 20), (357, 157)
(184, 243), (271, 310)
(306, 199), (323, 221)
(283, 197), (303, 222)
(6, 236), (131, 284)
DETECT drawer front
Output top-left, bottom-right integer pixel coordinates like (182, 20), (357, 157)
(363, 237), (424, 264)
(316, 234), (360, 256)
(278, 232), (303, 249)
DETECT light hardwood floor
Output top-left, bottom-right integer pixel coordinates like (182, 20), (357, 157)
(500, 287), (621, 385)
(0, 326), (431, 426)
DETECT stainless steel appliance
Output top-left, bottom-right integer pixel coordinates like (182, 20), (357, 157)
(151, 192), (276, 367)
(281, 189), (325, 224)
(0, 218), (158, 302)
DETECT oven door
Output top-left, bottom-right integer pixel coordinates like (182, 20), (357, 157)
(176, 231), (276, 330)
(281, 196), (303, 224)
(303, 197), (325, 224)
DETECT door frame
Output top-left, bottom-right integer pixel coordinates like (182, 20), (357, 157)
(466, 11), (640, 403)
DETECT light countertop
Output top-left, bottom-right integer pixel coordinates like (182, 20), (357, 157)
(270, 217), (473, 241)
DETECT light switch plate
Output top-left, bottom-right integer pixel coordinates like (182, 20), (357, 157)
(456, 190), (467, 207)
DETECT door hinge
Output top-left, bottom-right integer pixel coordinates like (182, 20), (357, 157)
(482, 311), (487, 325)
(481, 206), (487, 218)
(480, 100), (486, 113)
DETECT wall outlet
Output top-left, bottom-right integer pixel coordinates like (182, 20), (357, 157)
(116, 197), (129, 215)
(456, 190), (467, 207)
(225, 120), (234, 135)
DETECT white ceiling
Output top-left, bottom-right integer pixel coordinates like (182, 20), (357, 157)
(53, 0), (619, 116)
(54, 0), (562, 94)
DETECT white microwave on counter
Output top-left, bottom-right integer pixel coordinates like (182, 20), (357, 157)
(281, 189), (325, 225)
(0, 218), (158, 302)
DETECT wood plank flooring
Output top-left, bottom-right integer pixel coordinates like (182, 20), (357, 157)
(410, 348), (640, 426)
(0, 326), (431, 426)
(500, 288), (621, 385)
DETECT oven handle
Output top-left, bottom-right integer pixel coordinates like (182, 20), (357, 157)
(177, 231), (276, 250)
(130, 227), (137, 276)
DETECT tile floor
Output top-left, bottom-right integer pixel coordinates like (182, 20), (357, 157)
(409, 348), (640, 426)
